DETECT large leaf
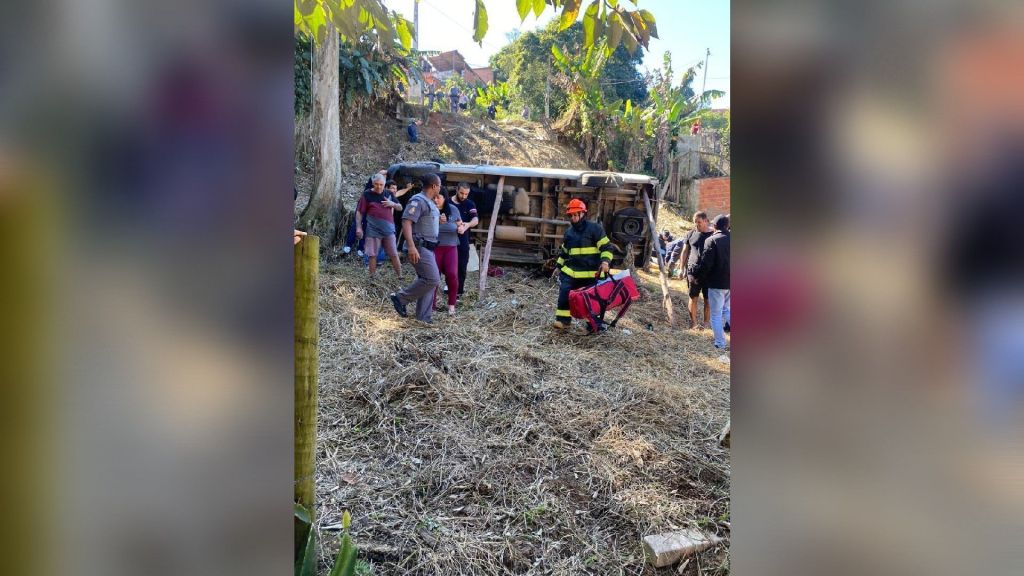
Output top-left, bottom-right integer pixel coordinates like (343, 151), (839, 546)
(621, 22), (638, 54)
(558, 0), (581, 31)
(359, 66), (372, 94)
(473, 0), (488, 44)
(582, 0), (600, 47)
(638, 8), (658, 39)
(533, 0), (546, 18)
(516, 0), (532, 22)
(294, 504), (316, 576)
(629, 11), (649, 48)
(551, 44), (569, 70)
(606, 11), (624, 54)
(330, 534), (357, 576)
(394, 16), (413, 50)
(296, 0), (318, 17)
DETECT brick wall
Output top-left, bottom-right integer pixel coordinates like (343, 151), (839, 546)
(696, 177), (730, 219)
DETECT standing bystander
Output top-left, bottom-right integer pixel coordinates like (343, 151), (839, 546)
(450, 182), (479, 301)
(432, 190), (463, 315)
(693, 214), (731, 349)
(680, 211), (714, 329)
(355, 173), (403, 278)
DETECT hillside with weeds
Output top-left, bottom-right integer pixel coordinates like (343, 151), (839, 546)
(295, 105), (589, 220)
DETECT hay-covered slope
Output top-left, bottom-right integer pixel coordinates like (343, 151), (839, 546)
(313, 260), (730, 575)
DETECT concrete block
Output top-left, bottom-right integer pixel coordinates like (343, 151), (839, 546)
(642, 529), (724, 568)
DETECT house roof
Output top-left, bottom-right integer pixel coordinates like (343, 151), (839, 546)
(425, 50), (470, 73)
(470, 67), (494, 84)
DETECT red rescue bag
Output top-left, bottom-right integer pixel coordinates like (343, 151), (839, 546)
(568, 271), (640, 333)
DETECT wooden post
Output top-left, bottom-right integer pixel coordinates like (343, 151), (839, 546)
(642, 190), (676, 328)
(477, 176), (505, 304)
(294, 234), (319, 514)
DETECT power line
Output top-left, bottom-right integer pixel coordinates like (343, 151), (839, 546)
(418, 0), (505, 53)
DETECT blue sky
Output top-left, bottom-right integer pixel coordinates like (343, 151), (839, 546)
(384, 0), (730, 108)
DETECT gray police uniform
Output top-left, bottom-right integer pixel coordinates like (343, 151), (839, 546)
(395, 192), (441, 322)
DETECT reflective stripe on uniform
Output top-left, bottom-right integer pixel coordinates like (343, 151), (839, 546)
(561, 266), (597, 279)
(600, 251), (614, 261)
(556, 257), (564, 265)
(596, 237), (610, 248)
(555, 309), (571, 317)
(567, 246), (600, 255)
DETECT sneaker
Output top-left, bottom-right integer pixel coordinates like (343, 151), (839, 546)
(357, 250), (365, 258)
(447, 306), (456, 316)
(389, 293), (408, 318)
(342, 246), (352, 254)
(551, 321), (568, 330)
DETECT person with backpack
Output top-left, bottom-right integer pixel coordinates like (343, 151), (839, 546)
(550, 198), (612, 330)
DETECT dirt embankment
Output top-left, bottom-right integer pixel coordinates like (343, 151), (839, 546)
(295, 106), (589, 220)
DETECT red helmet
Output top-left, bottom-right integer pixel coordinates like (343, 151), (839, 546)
(566, 198), (587, 215)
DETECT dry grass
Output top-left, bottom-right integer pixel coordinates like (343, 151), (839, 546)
(312, 243), (730, 575)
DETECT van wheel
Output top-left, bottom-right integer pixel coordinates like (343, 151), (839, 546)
(611, 208), (646, 244)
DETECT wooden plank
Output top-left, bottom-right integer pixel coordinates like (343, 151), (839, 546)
(294, 234), (319, 514)
(541, 178), (554, 249)
(642, 190), (676, 328)
(477, 175), (505, 304)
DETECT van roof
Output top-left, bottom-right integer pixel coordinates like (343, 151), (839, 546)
(398, 162), (658, 186)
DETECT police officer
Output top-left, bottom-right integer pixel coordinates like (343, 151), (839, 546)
(551, 198), (613, 330)
(390, 173), (443, 324)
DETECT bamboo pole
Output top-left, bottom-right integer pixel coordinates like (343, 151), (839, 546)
(477, 176), (505, 304)
(294, 234), (319, 514)
(642, 190), (676, 328)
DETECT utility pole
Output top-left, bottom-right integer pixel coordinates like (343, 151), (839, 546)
(413, 0), (419, 52)
(700, 47), (710, 107)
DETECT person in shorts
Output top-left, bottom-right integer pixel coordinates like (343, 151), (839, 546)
(355, 173), (403, 278)
(679, 211), (713, 329)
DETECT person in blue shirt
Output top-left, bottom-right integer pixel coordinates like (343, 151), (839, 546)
(407, 119), (420, 143)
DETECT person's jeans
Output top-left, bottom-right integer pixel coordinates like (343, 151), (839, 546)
(456, 241), (470, 296)
(432, 245), (460, 307)
(708, 288), (731, 348)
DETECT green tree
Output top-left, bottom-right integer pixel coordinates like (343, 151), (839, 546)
(490, 20), (646, 122)
(294, 0), (658, 249)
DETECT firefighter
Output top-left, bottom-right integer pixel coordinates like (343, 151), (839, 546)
(551, 198), (613, 330)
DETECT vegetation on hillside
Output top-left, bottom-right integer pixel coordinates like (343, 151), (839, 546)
(490, 20), (647, 121)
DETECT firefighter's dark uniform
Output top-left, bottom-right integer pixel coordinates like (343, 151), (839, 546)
(554, 220), (614, 325)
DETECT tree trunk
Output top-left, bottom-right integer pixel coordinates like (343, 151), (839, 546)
(298, 22), (344, 249)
